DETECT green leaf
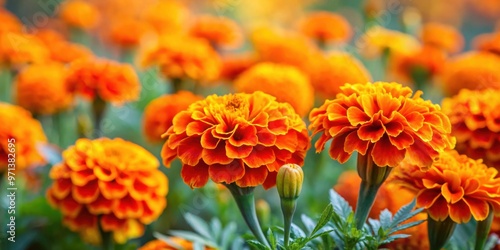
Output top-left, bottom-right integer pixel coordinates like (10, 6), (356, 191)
(329, 190), (353, 219)
(389, 199), (418, 229)
(184, 213), (212, 239)
(266, 228), (276, 250)
(169, 230), (217, 248)
(311, 204), (334, 235)
(220, 222), (237, 250)
(247, 240), (270, 250)
(378, 209), (392, 229)
(484, 234), (499, 250)
(301, 214), (316, 233)
(291, 223), (307, 239)
(209, 218), (222, 241)
(388, 219), (425, 235)
(381, 233), (410, 244)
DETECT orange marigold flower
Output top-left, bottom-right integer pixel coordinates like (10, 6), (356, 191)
(143, 91), (202, 143)
(473, 32), (500, 55)
(0, 32), (50, 66)
(46, 138), (168, 244)
(469, 0), (500, 19)
(33, 29), (93, 63)
(305, 52), (372, 99)
(357, 26), (420, 59)
(15, 63), (73, 115)
(439, 51), (500, 96)
(67, 58), (140, 104)
(391, 45), (447, 82)
(0, 103), (47, 172)
(161, 91), (310, 189)
(139, 237), (214, 250)
(420, 22), (464, 54)
(108, 18), (154, 48)
(234, 62), (314, 117)
(59, 0), (100, 30)
(442, 88), (500, 170)
(309, 82), (454, 168)
(189, 15), (242, 49)
(298, 11), (352, 44)
(142, 0), (189, 34)
(219, 53), (259, 81)
(139, 35), (221, 83)
(390, 150), (500, 223)
(0, 8), (22, 34)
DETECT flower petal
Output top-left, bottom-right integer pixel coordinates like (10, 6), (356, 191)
(181, 163), (209, 188)
(209, 160), (245, 184)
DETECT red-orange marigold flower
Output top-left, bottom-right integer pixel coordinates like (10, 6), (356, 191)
(219, 53), (259, 81)
(143, 91), (202, 143)
(34, 29), (93, 63)
(473, 32), (500, 55)
(46, 138), (168, 244)
(59, 0), (100, 30)
(15, 63), (73, 115)
(390, 150), (500, 223)
(234, 62), (314, 117)
(420, 22), (464, 54)
(108, 18), (154, 48)
(391, 45), (447, 82)
(442, 88), (500, 170)
(0, 103), (47, 172)
(0, 32), (50, 66)
(161, 91), (310, 189)
(309, 82), (453, 169)
(189, 15), (242, 49)
(139, 237), (213, 250)
(67, 58), (140, 104)
(298, 11), (352, 44)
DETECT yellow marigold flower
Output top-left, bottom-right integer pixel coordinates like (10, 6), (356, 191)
(189, 15), (242, 49)
(442, 88), (500, 170)
(15, 63), (73, 115)
(439, 51), (500, 96)
(46, 138), (168, 244)
(0, 103), (47, 171)
(309, 82), (453, 169)
(143, 91), (202, 143)
(420, 22), (464, 54)
(234, 62), (314, 117)
(0, 8), (22, 34)
(473, 31), (500, 55)
(390, 150), (500, 223)
(67, 58), (140, 104)
(298, 11), (352, 44)
(139, 35), (221, 83)
(0, 32), (50, 66)
(220, 53), (259, 81)
(161, 91), (310, 189)
(305, 52), (372, 99)
(357, 26), (420, 59)
(142, 0), (189, 34)
(139, 237), (213, 250)
(59, 0), (100, 30)
(108, 18), (154, 48)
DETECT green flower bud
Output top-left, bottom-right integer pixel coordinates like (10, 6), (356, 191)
(277, 163), (304, 200)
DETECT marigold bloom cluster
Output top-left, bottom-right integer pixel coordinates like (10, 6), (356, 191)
(15, 63), (73, 115)
(141, 0), (189, 33)
(66, 58), (140, 104)
(59, 0), (100, 30)
(420, 22), (464, 54)
(298, 11), (352, 44)
(46, 138), (168, 244)
(143, 91), (202, 142)
(189, 15), (242, 49)
(234, 62), (314, 117)
(161, 91), (310, 189)
(390, 150), (500, 223)
(0, 103), (47, 171)
(442, 88), (500, 170)
(309, 82), (453, 168)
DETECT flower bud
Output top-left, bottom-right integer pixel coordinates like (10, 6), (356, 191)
(276, 163), (304, 200)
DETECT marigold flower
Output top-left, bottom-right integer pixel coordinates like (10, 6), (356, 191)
(142, 0), (189, 34)
(420, 22), (464, 54)
(59, 0), (100, 30)
(305, 52), (372, 99)
(439, 51), (500, 96)
(390, 149), (500, 223)
(473, 32), (500, 55)
(0, 32), (50, 66)
(143, 91), (202, 142)
(0, 8), (22, 34)
(15, 63), (73, 115)
(46, 138), (168, 244)
(298, 11), (352, 44)
(189, 15), (242, 49)
(309, 82), (453, 169)
(108, 18), (154, 48)
(469, 0), (500, 19)
(67, 58), (140, 104)
(139, 237), (213, 250)
(0, 103), (47, 171)
(139, 35), (221, 83)
(357, 26), (420, 59)
(33, 29), (92, 63)
(442, 88), (500, 170)
(220, 53), (259, 81)
(391, 45), (447, 82)
(161, 91), (310, 189)
(234, 63), (314, 117)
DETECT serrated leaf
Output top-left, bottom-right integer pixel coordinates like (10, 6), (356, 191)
(368, 219), (381, 235)
(169, 230), (217, 248)
(231, 237), (246, 250)
(388, 219), (425, 235)
(329, 190), (353, 218)
(311, 229), (335, 240)
(153, 232), (183, 249)
(381, 233), (410, 244)
(311, 204), (334, 236)
(379, 209), (392, 229)
(266, 228), (276, 250)
(301, 214), (316, 233)
(291, 223), (307, 239)
(484, 233), (499, 250)
(390, 199), (417, 229)
(184, 213), (212, 239)
(247, 240), (270, 250)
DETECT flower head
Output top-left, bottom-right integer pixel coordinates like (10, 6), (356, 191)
(473, 31), (500, 55)
(298, 11), (352, 44)
(161, 91), (310, 189)
(108, 18), (154, 48)
(309, 82), (453, 169)
(33, 29), (93, 63)
(189, 15), (242, 49)
(357, 26), (420, 59)
(391, 45), (447, 82)
(0, 103), (47, 171)
(59, 0), (100, 30)
(67, 58), (140, 104)
(390, 150), (500, 223)
(234, 62), (314, 117)
(0, 8), (22, 34)
(15, 63), (73, 115)
(420, 22), (464, 54)
(142, 0), (189, 33)
(0, 32), (50, 66)
(442, 88), (500, 170)
(143, 91), (202, 143)
(46, 138), (168, 244)
(219, 53), (259, 81)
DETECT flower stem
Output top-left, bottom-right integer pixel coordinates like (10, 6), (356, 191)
(91, 96), (107, 138)
(354, 180), (380, 229)
(0, 67), (13, 103)
(281, 199), (297, 247)
(98, 218), (114, 250)
(225, 184), (270, 247)
(427, 216), (456, 250)
(475, 210), (494, 250)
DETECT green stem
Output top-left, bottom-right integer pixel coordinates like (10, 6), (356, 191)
(281, 199), (297, 247)
(98, 218), (114, 250)
(91, 96), (107, 138)
(475, 210), (494, 250)
(36, 114), (60, 144)
(171, 78), (183, 93)
(225, 184), (270, 247)
(56, 109), (78, 148)
(354, 180), (380, 229)
(427, 216), (456, 250)
(0, 67), (13, 103)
